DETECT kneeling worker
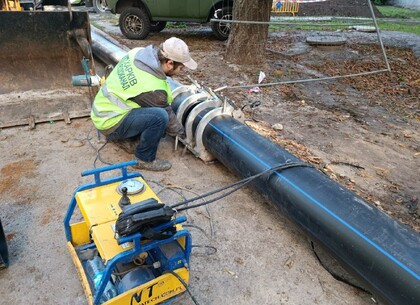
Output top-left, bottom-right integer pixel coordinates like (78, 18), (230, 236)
(91, 37), (197, 171)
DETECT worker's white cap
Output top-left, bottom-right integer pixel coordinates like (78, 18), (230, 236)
(161, 37), (197, 70)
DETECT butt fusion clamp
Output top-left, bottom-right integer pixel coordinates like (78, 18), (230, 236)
(173, 82), (244, 162)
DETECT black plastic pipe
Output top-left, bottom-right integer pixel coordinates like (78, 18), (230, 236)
(91, 31), (420, 305)
(201, 115), (420, 305)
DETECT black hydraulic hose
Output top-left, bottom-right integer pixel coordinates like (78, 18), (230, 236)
(170, 162), (313, 212)
(201, 115), (420, 305)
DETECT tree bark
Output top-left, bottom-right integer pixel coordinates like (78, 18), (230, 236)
(225, 0), (272, 65)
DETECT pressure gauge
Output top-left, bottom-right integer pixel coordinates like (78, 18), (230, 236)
(117, 179), (145, 195)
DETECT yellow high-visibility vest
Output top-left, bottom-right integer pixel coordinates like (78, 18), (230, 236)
(91, 49), (172, 131)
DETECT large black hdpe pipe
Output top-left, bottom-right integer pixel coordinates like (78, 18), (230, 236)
(199, 114), (420, 305)
(90, 30), (420, 305)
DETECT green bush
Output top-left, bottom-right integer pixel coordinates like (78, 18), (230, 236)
(372, 0), (390, 5)
(376, 5), (420, 19)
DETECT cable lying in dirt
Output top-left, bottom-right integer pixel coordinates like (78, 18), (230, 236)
(214, 68), (391, 92)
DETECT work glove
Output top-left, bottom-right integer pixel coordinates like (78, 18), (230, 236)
(166, 109), (186, 139)
(177, 129), (186, 140)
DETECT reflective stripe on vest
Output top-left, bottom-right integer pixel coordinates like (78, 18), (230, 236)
(91, 103), (119, 119)
(101, 83), (132, 111)
(91, 83), (133, 119)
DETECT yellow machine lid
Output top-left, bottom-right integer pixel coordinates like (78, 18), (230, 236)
(75, 177), (160, 228)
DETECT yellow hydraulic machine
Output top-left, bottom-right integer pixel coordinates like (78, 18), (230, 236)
(64, 161), (192, 305)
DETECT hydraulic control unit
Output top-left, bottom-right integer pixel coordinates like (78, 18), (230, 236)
(64, 161), (192, 305)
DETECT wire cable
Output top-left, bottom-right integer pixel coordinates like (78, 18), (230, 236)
(86, 128), (112, 168)
(183, 224), (209, 238)
(165, 270), (200, 305)
(150, 181), (215, 238)
(191, 245), (217, 257)
(170, 162), (314, 212)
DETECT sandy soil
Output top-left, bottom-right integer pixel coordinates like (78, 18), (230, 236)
(0, 8), (418, 305)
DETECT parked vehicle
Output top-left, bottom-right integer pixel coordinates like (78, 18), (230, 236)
(92, 0), (108, 13)
(71, 0), (108, 14)
(105, 0), (233, 40)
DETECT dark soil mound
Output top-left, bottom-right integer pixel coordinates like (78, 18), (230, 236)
(298, 0), (383, 18)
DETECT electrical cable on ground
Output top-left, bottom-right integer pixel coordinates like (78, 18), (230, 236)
(86, 128), (112, 168)
(153, 182), (188, 202)
(85, 75), (111, 169)
(169, 185), (215, 238)
(150, 183), (218, 258)
(166, 270), (200, 305)
(191, 245), (217, 257)
(183, 224), (209, 238)
(153, 181), (215, 238)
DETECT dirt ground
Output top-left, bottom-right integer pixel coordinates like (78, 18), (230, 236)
(89, 11), (419, 230)
(0, 7), (419, 305)
(298, 0), (383, 17)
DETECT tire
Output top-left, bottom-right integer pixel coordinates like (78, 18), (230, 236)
(211, 7), (232, 41)
(150, 21), (167, 33)
(0, 218), (9, 269)
(119, 7), (151, 40)
(93, 0), (108, 14)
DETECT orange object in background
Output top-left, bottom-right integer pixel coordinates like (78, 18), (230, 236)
(0, 0), (23, 10)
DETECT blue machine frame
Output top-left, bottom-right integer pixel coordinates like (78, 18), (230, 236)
(64, 161), (192, 305)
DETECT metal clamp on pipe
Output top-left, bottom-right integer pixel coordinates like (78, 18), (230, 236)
(172, 85), (199, 100)
(176, 91), (213, 125)
(172, 80), (244, 162)
(185, 98), (221, 143)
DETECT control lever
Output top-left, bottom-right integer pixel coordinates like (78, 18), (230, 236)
(118, 187), (131, 209)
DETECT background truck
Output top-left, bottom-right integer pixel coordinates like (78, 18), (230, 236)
(106, 0), (233, 40)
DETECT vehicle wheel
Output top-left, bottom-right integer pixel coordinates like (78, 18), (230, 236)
(150, 21), (167, 33)
(0, 218), (9, 269)
(211, 7), (232, 41)
(119, 7), (151, 40)
(93, 0), (108, 14)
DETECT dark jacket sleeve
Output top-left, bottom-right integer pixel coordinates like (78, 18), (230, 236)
(131, 90), (185, 137)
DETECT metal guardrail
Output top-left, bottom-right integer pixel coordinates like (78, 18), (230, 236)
(272, 1), (300, 17)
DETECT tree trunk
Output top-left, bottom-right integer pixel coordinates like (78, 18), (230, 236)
(225, 0), (272, 65)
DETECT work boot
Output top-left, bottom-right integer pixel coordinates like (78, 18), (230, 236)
(109, 139), (138, 154)
(134, 159), (172, 172)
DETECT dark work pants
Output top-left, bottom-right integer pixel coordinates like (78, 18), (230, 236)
(106, 107), (169, 162)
